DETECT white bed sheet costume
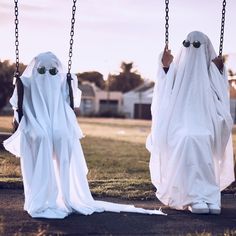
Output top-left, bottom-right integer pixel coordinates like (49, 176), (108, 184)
(4, 52), (164, 218)
(146, 31), (235, 211)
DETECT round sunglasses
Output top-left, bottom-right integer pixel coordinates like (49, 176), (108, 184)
(182, 40), (202, 48)
(37, 66), (58, 76)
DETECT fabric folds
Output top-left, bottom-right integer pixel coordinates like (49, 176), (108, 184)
(146, 31), (235, 210)
(4, 52), (164, 218)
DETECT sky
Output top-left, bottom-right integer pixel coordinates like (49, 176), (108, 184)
(0, 0), (236, 81)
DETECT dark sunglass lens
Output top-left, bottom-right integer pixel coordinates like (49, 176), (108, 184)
(193, 41), (201, 48)
(49, 68), (58, 75)
(37, 66), (46, 74)
(183, 40), (190, 48)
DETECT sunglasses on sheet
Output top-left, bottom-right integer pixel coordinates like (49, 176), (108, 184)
(182, 40), (202, 48)
(37, 66), (58, 75)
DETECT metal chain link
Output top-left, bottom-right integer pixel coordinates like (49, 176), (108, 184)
(14, 0), (24, 123)
(219, 0), (226, 56)
(67, 0), (77, 75)
(165, 0), (169, 46)
(14, 0), (20, 79)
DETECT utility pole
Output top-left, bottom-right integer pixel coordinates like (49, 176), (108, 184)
(106, 73), (111, 113)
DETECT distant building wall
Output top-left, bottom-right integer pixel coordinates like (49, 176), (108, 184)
(95, 91), (123, 114)
(123, 83), (153, 119)
(230, 99), (236, 123)
(229, 77), (236, 123)
(78, 81), (123, 116)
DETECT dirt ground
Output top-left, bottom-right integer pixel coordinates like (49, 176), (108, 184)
(0, 189), (236, 236)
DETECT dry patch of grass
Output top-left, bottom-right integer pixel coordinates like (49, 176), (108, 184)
(82, 136), (150, 180)
(79, 117), (151, 145)
(0, 134), (153, 198)
(0, 151), (20, 178)
(184, 230), (236, 236)
(90, 179), (155, 200)
(81, 135), (154, 199)
(0, 117), (153, 198)
(0, 116), (13, 132)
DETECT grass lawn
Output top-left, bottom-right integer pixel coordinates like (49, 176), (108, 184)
(0, 117), (155, 199)
(0, 116), (235, 199)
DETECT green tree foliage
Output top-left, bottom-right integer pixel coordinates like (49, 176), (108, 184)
(77, 71), (105, 89)
(0, 60), (26, 110)
(107, 62), (144, 93)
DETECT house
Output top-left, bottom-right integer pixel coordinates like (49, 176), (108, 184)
(229, 76), (236, 123)
(123, 75), (236, 121)
(95, 89), (123, 115)
(122, 81), (154, 119)
(78, 81), (123, 116)
(78, 82), (96, 115)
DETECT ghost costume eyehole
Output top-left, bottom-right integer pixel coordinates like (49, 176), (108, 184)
(4, 52), (165, 218)
(146, 31), (234, 212)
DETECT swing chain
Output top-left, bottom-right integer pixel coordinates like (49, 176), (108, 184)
(14, 0), (20, 79)
(165, 0), (169, 46)
(67, 0), (77, 75)
(219, 0), (226, 56)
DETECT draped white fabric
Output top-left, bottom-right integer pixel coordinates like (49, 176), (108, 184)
(146, 32), (235, 210)
(4, 52), (164, 218)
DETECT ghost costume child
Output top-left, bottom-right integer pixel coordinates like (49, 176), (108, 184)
(4, 52), (164, 218)
(146, 31), (235, 213)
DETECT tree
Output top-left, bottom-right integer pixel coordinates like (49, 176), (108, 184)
(107, 62), (144, 93)
(228, 69), (236, 77)
(222, 54), (236, 77)
(223, 54), (228, 63)
(77, 71), (105, 89)
(0, 60), (26, 110)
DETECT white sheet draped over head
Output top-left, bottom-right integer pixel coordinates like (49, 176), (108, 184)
(4, 52), (164, 218)
(147, 31), (234, 210)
